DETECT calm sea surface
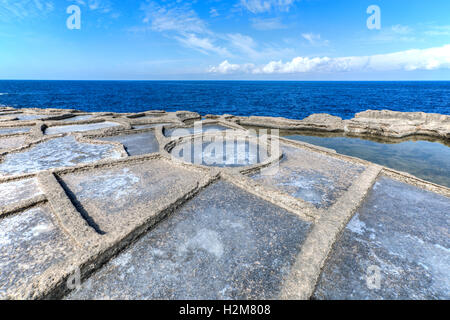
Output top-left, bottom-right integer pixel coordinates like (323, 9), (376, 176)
(0, 80), (449, 119)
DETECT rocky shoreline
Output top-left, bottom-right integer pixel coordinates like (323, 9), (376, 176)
(228, 110), (450, 140)
(1, 105), (449, 141)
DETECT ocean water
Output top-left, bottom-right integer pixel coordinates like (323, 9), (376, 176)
(0, 80), (449, 119)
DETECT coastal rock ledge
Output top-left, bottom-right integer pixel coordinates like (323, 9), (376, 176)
(234, 110), (450, 139)
(0, 106), (449, 300)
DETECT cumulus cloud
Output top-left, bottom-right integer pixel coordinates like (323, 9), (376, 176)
(209, 60), (256, 74)
(240, 0), (295, 13)
(208, 44), (450, 74)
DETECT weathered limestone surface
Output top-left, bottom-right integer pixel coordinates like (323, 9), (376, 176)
(347, 110), (450, 139)
(0, 107), (448, 300)
(235, 110), (450, 140)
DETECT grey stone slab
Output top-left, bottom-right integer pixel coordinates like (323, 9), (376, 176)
(164, 124), (230, 138)
(45, 122), (120, 135)
(66, 181), (312, 300)
(98, 131), (159, 156)
(251, 145), (365, 208)
(0, 205), (74, 299)
(0, 178), (43, 207)
(60, 160), (204, 234)
(313, 176), (450, 300)
(0, 136), (122, 176)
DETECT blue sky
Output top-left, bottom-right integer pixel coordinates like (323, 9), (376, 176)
(0, 0), (449, 80)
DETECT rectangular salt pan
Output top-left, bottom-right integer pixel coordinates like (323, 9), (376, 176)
(45, 122), (121, 135)
(0, 127), (31, 135)
(313, 176), (450, 300)
(98, 131), (159, 156)
(0, 136), (27, 150)
(62, 115), (93, 122)
(0, 136), (122, 176)
(0, 206), (73, 299)
(251, 145), (365, 208)
(66, 181), (311, 299)
(0, 178), (43, 207)
(60, 160), (203, 234)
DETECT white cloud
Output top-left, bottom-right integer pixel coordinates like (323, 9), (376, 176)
(175, 34), (231, 56)
(240, 0), (295, 13)
(251, 17), (286, 30)
(208, 44), (450, 74)
(209, 8), (219, 18)
(424, 25), (450, 36)
(70, 0), (114, 15)
(301, 33), (329, 46)
(0, 0), (54, 21)
(227, 33), (258, 56)
(390, 24), (412, 35)
(141, 1), (208, 34)
(209, 60), (255, 74)
(139, 1), (231, 57)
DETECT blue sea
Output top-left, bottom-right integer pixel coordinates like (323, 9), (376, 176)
(0, 80), (449, 119)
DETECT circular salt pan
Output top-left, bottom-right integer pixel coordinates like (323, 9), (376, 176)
(170, 139), (269, 168)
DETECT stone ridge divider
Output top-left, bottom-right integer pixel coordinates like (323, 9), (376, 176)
(220, 171), (318, 222)
(279, 164), (382, 300)
(0, 193), (47, 219)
